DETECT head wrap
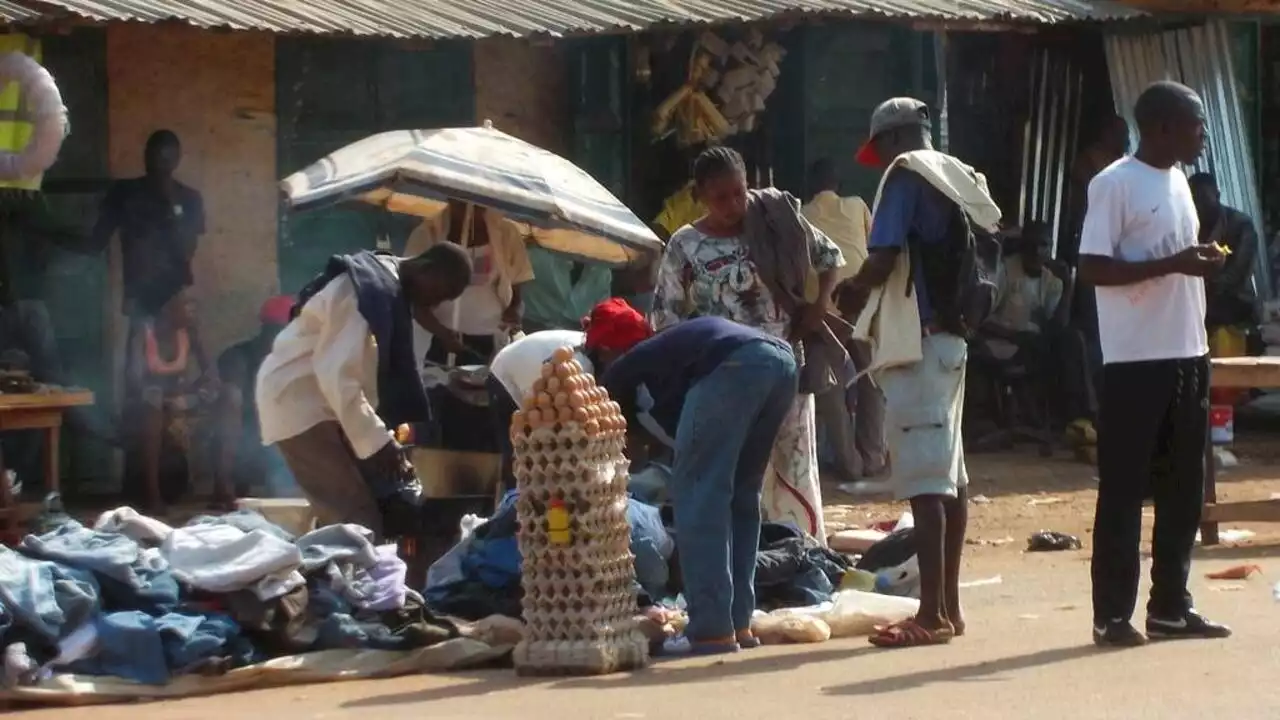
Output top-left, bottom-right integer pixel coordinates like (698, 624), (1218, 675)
(259, 295), (295, 327)
(582, 298), (652, 353)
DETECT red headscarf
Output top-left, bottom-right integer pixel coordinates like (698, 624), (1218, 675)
(259, 295), (295, 327)
(582, 298), (652, 353)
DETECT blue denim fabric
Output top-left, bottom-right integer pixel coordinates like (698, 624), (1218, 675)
(18, 521), (179, 613)
(670, 340), (798, 640)
(628, 498), (674, 600)
(0, 547), (99, 642)
(68, 611), (251, 685)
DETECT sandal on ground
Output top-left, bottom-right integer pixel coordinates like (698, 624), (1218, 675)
(736, 630), (761, 649)
(869, 619), (954, 648)
(662, 635), (740, 656)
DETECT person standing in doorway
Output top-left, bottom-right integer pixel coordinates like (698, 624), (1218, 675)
(842, 98), (1001, 647)
(88, 129), (214, 381)
(802, 158), (886, 483)
(1079, 81), (1232, 647)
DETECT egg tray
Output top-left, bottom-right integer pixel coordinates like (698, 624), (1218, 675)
(511, 347), (650, 675)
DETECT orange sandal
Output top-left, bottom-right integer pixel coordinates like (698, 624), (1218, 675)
(869, 619), (954, 648)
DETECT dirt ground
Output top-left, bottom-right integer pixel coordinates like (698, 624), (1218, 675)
(13, 433), (1280, 719)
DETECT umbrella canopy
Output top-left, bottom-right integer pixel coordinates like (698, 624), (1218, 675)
(279, 124), (663, 267)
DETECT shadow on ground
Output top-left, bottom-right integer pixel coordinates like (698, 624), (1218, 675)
(821, 644), (1098, 696)
(341, 647), (873, 708)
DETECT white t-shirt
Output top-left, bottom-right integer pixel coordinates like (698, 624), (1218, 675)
(435, 244), (505, 335)
(489, 329), (594, 402)
(1078, 157), (1208, 364)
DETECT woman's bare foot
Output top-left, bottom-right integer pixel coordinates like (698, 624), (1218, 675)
(945, 605), (966, 637)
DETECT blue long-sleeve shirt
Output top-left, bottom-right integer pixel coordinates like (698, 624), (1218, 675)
(600, 316), (791, 444)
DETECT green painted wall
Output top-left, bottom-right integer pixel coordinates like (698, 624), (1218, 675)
(275, 38), (475, 293)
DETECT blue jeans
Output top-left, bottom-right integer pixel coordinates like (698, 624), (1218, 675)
(671, 340), (798, 640)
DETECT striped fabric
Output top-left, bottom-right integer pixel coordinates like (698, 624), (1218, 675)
(280, 124), (662, 267)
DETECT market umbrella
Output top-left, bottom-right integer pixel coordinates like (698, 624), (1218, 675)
(279, 122), (662, 267)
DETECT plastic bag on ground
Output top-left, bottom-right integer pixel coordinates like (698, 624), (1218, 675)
(751, 612), (831, 644)
(821, 589), (919, 638)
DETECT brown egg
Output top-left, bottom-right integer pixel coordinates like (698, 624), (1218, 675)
(584, 419), (600, 435)
(608, 401), (621, 415)
(553, 392), (569, 407)
(526, 409), (542, 424)
(532, 377), (548, 394)
(556, 406), (573, 423)
(566, 360), (583, 375)
(522, 395), (538, 412)
(536, 392), (553, 408)
(552, 346), (576, 363)
(545, 376), (561, 393)
(573, 407), (590, 423)
(568, 390), (586, 408)
(553, 362), (573, 380)
(540, 363), (555, 379)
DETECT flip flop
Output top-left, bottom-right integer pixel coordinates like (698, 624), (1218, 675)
(869, 619), (954, 648)
(662, 635), (740, 656)
(736, 630), (761, 649)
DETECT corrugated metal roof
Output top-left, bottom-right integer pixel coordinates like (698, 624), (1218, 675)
(25, 0), (1147, 39)
(0, 0), (43, 23)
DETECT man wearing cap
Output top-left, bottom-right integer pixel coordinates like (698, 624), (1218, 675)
(842, 97), (1002, 648)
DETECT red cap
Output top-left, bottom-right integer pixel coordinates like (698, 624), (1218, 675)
(259, 295), (294, 326)
(855, 140), (882, 167)
(582, 298), (652, 353)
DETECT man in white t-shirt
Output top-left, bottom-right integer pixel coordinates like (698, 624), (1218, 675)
(1078, 80), (1231, 648)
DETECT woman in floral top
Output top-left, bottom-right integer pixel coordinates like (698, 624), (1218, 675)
(651, 147), (844, 541)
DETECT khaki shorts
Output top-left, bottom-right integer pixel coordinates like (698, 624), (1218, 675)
(877, 332), (969, 500)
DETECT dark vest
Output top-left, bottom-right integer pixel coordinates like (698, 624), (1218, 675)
(294, 251), (435, 439)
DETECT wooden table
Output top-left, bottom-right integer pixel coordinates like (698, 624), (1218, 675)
(1201, 357), (1280, 545)
(0, 390), (94, 513)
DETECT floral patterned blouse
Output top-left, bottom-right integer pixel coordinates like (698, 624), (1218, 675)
(651, 224), (845, 338)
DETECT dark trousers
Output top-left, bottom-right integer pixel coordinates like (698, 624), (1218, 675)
(1091, 355), (1208, 624)
(486, 374), (519, 492)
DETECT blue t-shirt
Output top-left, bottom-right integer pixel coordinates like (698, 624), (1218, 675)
(600, 316), (790, 443)
(866, 170), (955, 322)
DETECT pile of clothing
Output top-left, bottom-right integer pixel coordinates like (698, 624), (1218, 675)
(424, 484), (852, 621)
(0, 505), (458, 688)
(424, 490), (677, 619)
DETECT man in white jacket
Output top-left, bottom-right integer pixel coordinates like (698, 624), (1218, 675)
(256, 244), (472, 538)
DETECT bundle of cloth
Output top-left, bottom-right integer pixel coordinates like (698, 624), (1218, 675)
(0, 505), (459, 688)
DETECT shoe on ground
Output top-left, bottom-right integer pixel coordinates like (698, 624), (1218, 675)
(1093, 620), (1148, 648)
(1146, 610), (1232, 641)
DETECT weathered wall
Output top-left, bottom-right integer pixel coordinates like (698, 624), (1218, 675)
(105, 24), (278, 359)
(474, 37), (567, 155)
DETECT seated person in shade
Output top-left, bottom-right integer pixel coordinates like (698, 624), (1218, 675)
(1190, 172), (1259, 330)
(598, 310), (798, 657)
(973, 222), (1095, 433)
(217, 295), (295, 496)
(126, 286), (241, 511)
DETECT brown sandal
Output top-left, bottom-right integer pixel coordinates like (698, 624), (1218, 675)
(869, 618), (954, 648)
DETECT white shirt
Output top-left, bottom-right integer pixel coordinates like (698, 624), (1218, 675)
(1078, 156), (1208, 364)
(489, 330), (593, 402)
(435, 244), (505, 335)
(256, 258), (431, 459)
